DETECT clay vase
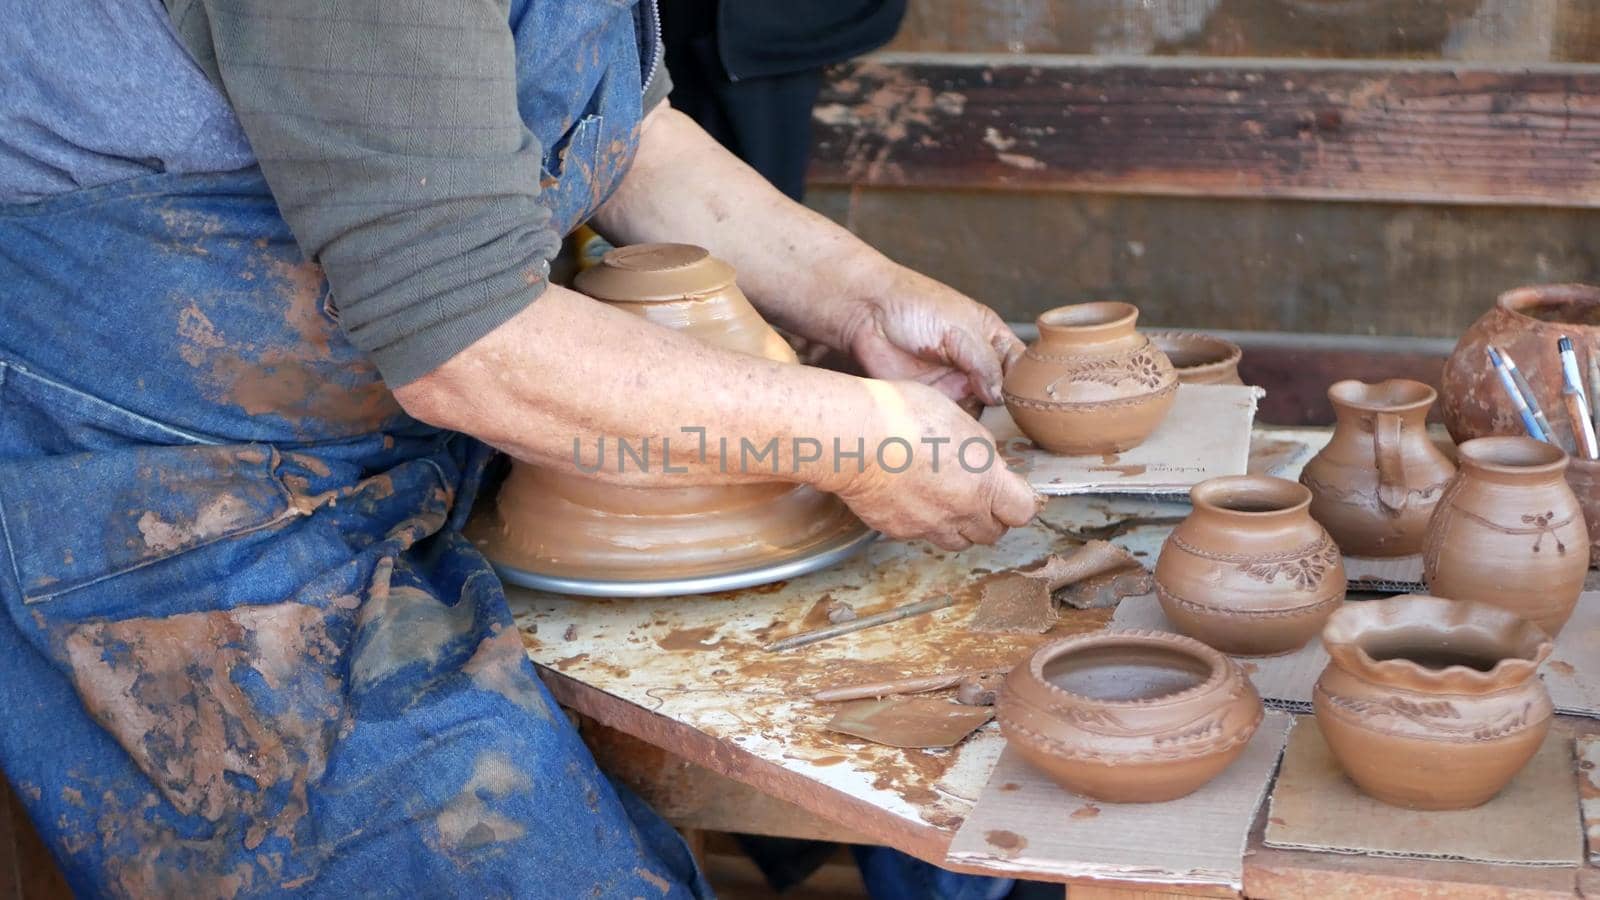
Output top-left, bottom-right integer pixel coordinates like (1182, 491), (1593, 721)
(1146, 331), (1243, 385)
(1299, 380), (1456, 558)
(997, 631), (1263, 803)
(469, 243), (864, 583)
(1003, 302), (1178, 455)
(1156, 476), (1347, 656)
(1422, 436), (1588, 636)
(1313, 594), (1554, 810)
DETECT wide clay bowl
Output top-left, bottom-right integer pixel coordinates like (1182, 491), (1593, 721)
(998, 630), (1263, 802)
(1314, 595), (1553, 810)
(1157, 476), (1346, 656)
(1146, 331), (1243, 385)
(1003, 302), (1178, 456)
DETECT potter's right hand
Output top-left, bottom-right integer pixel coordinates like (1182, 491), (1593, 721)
(828, 381), (1041, 551)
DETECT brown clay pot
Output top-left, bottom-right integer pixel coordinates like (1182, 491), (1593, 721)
(1003, 302), (1178, 455)
(1156, 476), (1347, 656)
(1146, 331), (1243, 385)
(469, 243), (864, 583)
(1565, 455), (1600, 564)
(1300, 380), (1456, 558)
(1422, 436), (1588, 636)
(1313, 595), (1554, 810)
(997, 631), (1263, 803)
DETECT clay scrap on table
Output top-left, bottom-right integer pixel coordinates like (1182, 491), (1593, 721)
(1580, 734), (1600, 864)
(825, 697), (995, 749)
(970, 540), (1151, 633)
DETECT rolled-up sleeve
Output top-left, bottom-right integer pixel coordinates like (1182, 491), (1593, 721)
(170, 0), (562, 387)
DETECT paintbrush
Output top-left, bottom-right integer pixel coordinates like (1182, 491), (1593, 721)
(1494, 345), (1554, 442)
(1587, 351), (1600, 434)
(1487, 347), (1546, 442)
(1560, 338), (1599, 459)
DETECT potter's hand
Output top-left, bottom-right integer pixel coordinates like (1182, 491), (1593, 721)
(827, 381), (1040, 551)
(839, 264), (1025, 408)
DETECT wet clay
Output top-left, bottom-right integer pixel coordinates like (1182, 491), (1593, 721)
(825, 697), (995, 749)
(470, 243), (866, 584)
(1002, 303), (1178, 456)
(1147, 331), (1244, 386)
(1313, 595), (1554, 810)
(1422, 436), (1589, 636)
(1156, 476), (1346, 656)
(997, 631), (1262, 803)
(1302, 380), (1456, 558)
(971, 541), (1148, 633)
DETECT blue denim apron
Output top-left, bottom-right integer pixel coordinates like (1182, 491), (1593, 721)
(0, 2), (708, 897)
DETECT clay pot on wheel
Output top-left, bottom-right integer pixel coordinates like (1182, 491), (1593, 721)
(1146, 331), (1243, 385)
(468, 243), (865, 585)
(1300, 379), (1455, 558)
(1422, 436), (1588, 636)
(998, 631), (1263, 802)
(1003, 302), (1178, 455)
(1156, 476), (1346, 656)
(1314, 594), (1553, 810)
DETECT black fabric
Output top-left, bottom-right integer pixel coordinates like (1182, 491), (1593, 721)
(714, 0), (906, 81)
(661, 0), (903, 200)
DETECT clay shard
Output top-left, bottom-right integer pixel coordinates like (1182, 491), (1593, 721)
(825, 697), (995, 749)
(971, 541), (1149, 632)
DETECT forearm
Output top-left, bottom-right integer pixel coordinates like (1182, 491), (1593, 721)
(393, 283), (895, 490)
(590, 106), (884, 350)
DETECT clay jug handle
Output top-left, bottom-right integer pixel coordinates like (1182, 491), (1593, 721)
(1374, 411), (1408, 515)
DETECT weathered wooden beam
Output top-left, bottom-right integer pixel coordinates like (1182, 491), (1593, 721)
(811, 55), (1600, 207)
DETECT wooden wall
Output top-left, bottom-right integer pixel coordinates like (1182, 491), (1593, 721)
(805, 0), (1600, 352)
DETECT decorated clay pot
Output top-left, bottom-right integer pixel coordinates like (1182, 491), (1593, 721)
(1441, 284), (1600, 445)
(1313, 595), (1553, 810)
(1422, 436), (1588, 636)
(468, 243), (864, 584)
(1156, 476), (1346, 656)
(1003, 302), (1178, 455)
(1147, 331), (1243, 385)
(1300, 379), (1456, 558)
(998, 631), (1263, 802)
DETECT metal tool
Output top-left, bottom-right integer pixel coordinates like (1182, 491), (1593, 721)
(764, 593), (954, 652)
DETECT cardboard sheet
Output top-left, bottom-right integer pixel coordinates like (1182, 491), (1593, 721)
(1579, 734), (1600, 865)
(1546, 591), (1600, 718)
(1265, 718), (1584, 866)
(1342, 554), (1426, 593)
(946, 711), (1291, 889)
(982, 384), (1262, 496)
(1110, 593), (1330, 713)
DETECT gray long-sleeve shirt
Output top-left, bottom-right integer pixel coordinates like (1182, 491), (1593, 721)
(1, 0), (666, 387)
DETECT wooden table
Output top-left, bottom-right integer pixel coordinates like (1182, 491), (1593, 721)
(507, 429), (1599, 898)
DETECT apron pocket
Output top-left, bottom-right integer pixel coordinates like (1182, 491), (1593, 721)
(0, 443), (300, 605)
(0, 360), (223, 456)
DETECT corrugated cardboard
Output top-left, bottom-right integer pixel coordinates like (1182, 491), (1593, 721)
(1110, 593), (1330, 713)
(1546, 591), (1600, 718)
(1579, 734), (1600, 864)
(981, 384), (1262, 496)
(1265, 718), (1584, 866)
(946, 711), (1292, 890)
(1342, 554), (1426, 593)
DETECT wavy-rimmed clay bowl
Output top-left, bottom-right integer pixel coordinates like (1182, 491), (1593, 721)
(1146, 332), (1243, 385)
(1314, 594), (1553, 809)
(998, 630), (1263, 802)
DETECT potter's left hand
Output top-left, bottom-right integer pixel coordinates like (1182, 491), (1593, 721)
(839, 263), (1024, 408)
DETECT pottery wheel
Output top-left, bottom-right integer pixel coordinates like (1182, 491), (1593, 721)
(467, 465), (875, 597)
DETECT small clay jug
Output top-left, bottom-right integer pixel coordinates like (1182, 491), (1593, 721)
(998, 631), (1263, 803)
(1003, 302), (1178, 455)
(1156, 476), (1346, 656)
(1314, 595), (1553, 810)
(1422, 436), (1588, 636)
(1300, 380), (1456, 558)
(1146, 331), (1243, 385)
